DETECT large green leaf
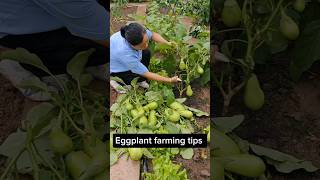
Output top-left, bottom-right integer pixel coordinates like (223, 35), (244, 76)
(250, 144), (318, 173)
(199, 66), (210, 86)
(39, 169), (55, 180)
(0, 130), (26, 158)
(110, 76), (126, 85)
(186, 107), (209, 117)
(164, 122), (180, 134)
(19, 76), (49, 92)
(250, 144), (300, 162)
(180, 148), (194, 160)
(0, 48), (49, 72)
(33, 135), (56, 166)
(27, 103), (58, 137)
(213, 115), (244, 133)
(271, 159), (318, 173)
(67, 48), (95, 81)
(79, 73), (93, 86)
(162, 54), (177, 76)
(145, 91), (163, 104)
(265, 13), (289, 54)
(290, 20), (320, 80)
(16, 150), (32, 174)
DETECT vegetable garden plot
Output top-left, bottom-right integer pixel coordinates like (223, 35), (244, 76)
(110, 0), (210, 179)
(213, 0), (320, 179)
(0, 49), (108, 180)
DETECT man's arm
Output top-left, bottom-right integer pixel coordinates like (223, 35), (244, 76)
(142, 72), (180, 83)
(151, 32), (170, 45)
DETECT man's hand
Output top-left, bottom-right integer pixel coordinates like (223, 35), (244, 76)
(143, 72), (181, 83)
(169, 76), (182, 83)
(167, 41), (178, 47)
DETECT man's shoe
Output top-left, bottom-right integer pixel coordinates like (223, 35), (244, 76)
(86, 63), (109, 82)
(137, 81), (149, 89)
(0, 59), (55, 101)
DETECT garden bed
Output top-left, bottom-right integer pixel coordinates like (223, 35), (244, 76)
(110, 1), (210, 179)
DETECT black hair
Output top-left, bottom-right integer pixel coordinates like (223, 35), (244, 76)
(120, 23), (146, 46)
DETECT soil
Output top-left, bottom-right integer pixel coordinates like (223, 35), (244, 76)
(0, 74), (32, 179)
(214, 53), (320, 179)
(111, 4), (138, 33)
(0, 75), (24, 144)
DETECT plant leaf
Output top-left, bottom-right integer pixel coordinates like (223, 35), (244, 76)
(33, 135), (55, 166)
(18, 76), (49, 92)
(110, 76), (126, 85)
(110, 150), (118, 166)
(250, 144), (300, 162)
(27, 103), (58, 137)
(199, 66), (210, 86)
(145, 91), (163, 104)
(170, 148), (180, 155)
(213, 115), (244, 133)
(180, 148), (194, 160)
(110, 103), (119, 113)
(186, 107), (209, 117)
(265, 158), (318, 173)
(131, 77), (139, 88)
(137, 129), (154, 134)
(79, 73), (93, 86)
(16, 150), (33, 174)
(0, 130), (26, 158)
(67, 48), (95, 80)
(175, 98), (187, 104)
(143, 149), (154, 159)
(274, 160), (318, 173)
(162, 54), (177, 76)
(164, 122), (180, 134)
(290, 20), (320, 80)
(229, 134), (250, 153)
(0, 48), (49, 72)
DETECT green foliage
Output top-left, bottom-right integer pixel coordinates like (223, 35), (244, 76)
(0, 49), (107, 180)
(154, 0), (210, 24)
(143, 156), (188, 180)
(132, 1), (210, 95)
(290, 20), (320, 80)
(212, 115), (319, 178)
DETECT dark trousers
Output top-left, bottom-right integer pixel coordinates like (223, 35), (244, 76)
(111, 49), (151, 85)
(0, 28), (108, 77)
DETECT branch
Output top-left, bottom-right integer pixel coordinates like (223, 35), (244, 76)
(230, 81), (246, 97)
(254, 0), (285, 40)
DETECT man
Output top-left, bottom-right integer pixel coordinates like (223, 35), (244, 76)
(0, 0), (109, 101)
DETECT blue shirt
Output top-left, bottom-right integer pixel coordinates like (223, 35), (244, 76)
(0, 0), (109, 40)
(110, 30), (153, 75)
